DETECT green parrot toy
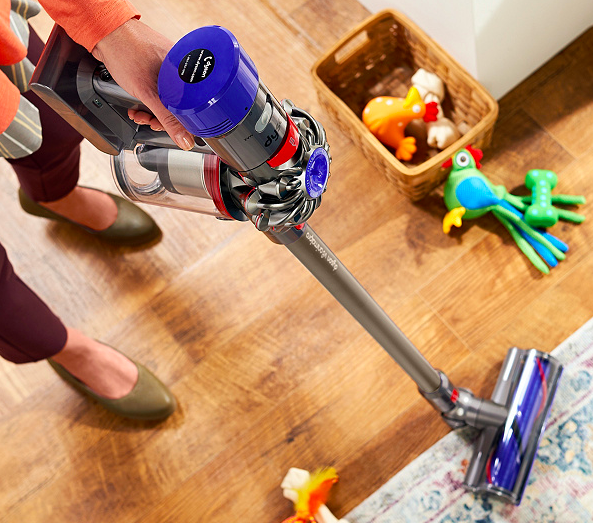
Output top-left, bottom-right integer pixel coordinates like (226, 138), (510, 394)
(442, 146), (585, 274)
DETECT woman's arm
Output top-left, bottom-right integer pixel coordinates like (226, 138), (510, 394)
(92, 18), (194, 150)
(0, 72), (22, 135)
(38, 0), (194, 150)
(38, 0), (139, 53)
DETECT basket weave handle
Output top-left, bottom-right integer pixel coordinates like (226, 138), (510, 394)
(331, 30), (371, 66)
(326, 11), (400, 69)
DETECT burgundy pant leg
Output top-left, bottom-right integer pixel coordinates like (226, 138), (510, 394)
(0, 244), (67, 363)
(7, 28), (83, 202)
(0, 28), (79, 362)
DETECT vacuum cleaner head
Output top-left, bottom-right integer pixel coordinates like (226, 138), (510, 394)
(464, 347), (563, 504)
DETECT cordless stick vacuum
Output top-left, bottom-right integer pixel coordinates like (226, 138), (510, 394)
(31, 24), (562, 505)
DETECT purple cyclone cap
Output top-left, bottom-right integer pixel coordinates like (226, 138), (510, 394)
(305, 148), (330, 198)
(158, 26), (259, 137)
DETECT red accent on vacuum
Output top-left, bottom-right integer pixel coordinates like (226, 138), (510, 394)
(203, 154), (232, 219)
(267, 116), (299, 168)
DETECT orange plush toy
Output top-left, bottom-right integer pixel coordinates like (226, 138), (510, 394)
(362, 86), (438, 161)
(281, 468), (347, 523)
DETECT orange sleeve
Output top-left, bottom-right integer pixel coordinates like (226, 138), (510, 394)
(38, 0), (141, 51)
(0, 0), (28, 66)
(0, 71), (21, 134)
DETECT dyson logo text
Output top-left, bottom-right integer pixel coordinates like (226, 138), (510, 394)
(306, 232), (338, 271)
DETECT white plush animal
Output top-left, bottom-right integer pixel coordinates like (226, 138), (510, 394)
(411, 68), (461, 149)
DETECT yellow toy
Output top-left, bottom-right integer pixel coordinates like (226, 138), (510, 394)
(362, 86), (438, 161)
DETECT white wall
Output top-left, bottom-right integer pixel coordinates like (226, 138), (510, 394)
(357, 0), (593, 99)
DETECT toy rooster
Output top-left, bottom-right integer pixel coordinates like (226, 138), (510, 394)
(362, 86), (438, 161)
(281, 467), (348, 523)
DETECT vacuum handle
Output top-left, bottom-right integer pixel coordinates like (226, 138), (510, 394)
(133, 128), (214, 154)
(92, 66), (215, 155)
(92, 69), (150, 112)
(273, 225), (441, 393)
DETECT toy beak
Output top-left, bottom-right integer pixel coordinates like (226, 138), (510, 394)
(403, 86), (422, 109)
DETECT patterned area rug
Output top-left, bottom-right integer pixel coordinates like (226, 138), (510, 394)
(347, 319), (593, 523)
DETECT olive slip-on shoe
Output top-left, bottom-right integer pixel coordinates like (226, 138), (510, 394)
(19, 188), (161, 246)
(48, 354), (177, 421)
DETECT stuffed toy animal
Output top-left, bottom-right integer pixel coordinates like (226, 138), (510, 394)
(411, 68), (461, 150)
(281, 467), (349, 523)
(362, 86), (438, 161)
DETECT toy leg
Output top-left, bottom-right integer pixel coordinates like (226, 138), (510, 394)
(495, 213), (550, 274)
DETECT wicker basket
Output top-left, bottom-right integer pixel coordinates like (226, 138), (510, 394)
(311, 10), (499, 200)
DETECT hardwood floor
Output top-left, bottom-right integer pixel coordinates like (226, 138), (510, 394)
(1, 2), (592, 521)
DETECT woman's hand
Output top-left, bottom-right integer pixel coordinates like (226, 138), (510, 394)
(92, 18), (194, 151)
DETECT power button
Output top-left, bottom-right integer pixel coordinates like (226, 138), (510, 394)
(255, 101), (273, 133)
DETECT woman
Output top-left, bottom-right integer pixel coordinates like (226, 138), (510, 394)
(0, 0), (195, 419)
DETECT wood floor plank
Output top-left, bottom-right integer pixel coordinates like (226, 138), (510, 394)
(523, 57), (593, 159)
(473, 250), (593, 359)
(288, 0), (371, 52)
(0, 358), (55, 417)
(479, 109), (575, 184)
